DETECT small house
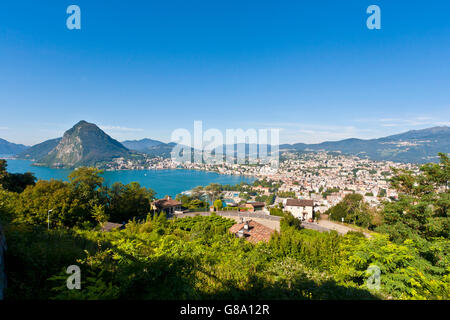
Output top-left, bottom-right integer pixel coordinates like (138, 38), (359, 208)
(244, 202), (265, 212)
(284, 199), (314, 221)
(151, 195), (182, 216)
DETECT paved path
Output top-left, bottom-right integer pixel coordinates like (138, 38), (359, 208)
(300, 221), (333, 233)
(316, 220), (371, 238)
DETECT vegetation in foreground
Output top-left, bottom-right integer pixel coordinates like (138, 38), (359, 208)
(0, 154), (448, 300)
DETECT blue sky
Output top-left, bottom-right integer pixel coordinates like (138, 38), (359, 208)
(0, 0), (449, 145)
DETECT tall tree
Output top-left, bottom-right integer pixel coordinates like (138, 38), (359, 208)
(0, 159), (7, 183)
(105, 182), (155, 223)
(0, 160), (36, 193)
(378, 153), (450, 242)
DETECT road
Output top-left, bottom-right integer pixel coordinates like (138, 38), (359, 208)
(313, 219), (371, 238)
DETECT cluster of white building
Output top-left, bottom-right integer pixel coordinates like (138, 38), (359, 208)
(104, 151), (419, 218)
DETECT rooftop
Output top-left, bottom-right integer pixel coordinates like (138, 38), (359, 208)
(229, 220), (276, 243)
(153, 195), (182, 209)
(101, 222), (124, 232)
(285, 199), (314, 207)
(246, 202), (265, 208)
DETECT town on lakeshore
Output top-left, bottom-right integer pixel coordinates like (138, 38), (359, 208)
(0, 119), (436, 237)
(1, 1), (449, 305)
(111, 150), (413, 214)
(0, 119), (446, 241)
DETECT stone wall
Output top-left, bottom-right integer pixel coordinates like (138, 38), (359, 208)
(0, 224), (6, 300)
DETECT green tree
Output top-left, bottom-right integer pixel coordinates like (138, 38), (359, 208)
(68, 167), (104, 209)
(2, 172), (36, 193)
(13, 179), (87, 227)
(213, 199), (223, 211)
(378, 153), (449, 242)
(175, 194), (207, 209)
(105, 182), (155, 223)
(205, 183), (222, 203)
(265, 194), (275, 206)
(0, 159), (36, 193)
(0, 188), (18, 223)
(91, 204), (109, 224)
(280, 212), (302, 230)
(327, 194), (373, 228)
(269, 206), (286, 217)
(69, 167), (104, 190)
(0, 159), (7, 183)
(187, 199), (207, 210)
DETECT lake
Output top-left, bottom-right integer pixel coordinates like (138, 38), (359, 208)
(4, 159), (255, 198)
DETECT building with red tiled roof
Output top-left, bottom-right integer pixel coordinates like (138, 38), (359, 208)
(229, 220), (276, 244)
(244, 202), (265, 212)
(151, 195), (182, 215)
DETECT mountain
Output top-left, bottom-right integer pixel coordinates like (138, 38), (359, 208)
(139, 143), (176, 158)
(37, 121), (132, 168)
(121, 138), (164, 152)
(0, 138), (28, 155)
(17, 137), (61, 160)
(123, 126), (449, 163)
(11, 124), (449, 166)
(280, 126), (450, 163)
(121, 138), (179, 158)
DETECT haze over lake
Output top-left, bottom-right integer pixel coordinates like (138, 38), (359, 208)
(4, 159), (255, 198)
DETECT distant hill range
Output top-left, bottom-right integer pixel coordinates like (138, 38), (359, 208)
(121, 138), (164, 150)
(0, 138), (28, 156)
(134, 126), (449, 163)
(18, 137), (61, 160)
(279, 126), (449, 163)
(121, 138), (175, 158)
(2, 123), (449, 165)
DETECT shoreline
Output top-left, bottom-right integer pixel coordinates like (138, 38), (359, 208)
(7, 158), (260, 179)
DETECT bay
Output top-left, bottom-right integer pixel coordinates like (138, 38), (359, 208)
(4, 159), (255, 198)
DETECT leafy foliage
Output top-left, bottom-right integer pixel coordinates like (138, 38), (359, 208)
(213, 199), (223, 211)
(1, 154), (449, 300)
(377, 153), (449, 243)
(3, 166), (155, 228)
(327, 194), (375, 228)
(0, 159), (36, 193)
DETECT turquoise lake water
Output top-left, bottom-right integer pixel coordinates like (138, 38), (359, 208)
(4, 159), (255, 198)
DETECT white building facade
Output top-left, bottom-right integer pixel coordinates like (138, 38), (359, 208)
(284, 199), (315, 221)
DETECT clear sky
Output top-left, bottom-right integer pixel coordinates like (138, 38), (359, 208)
(1, 0), (449, 146)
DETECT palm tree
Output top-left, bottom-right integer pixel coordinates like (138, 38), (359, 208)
(205, 183), (221, 203)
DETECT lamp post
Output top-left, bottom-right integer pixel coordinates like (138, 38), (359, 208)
(47, 209), (53, 230)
